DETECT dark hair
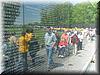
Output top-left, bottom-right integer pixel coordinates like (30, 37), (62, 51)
(46, 26), (52, 31)
(21, 31), (26, 36)
(26, 28), (33, 33)
(26, 29), (30, 33)
(47, 26), (51, 29)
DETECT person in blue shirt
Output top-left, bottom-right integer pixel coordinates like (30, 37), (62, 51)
(44, 27), (57, 70)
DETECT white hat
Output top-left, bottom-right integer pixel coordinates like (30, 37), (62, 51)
(74, 31), (77, 34)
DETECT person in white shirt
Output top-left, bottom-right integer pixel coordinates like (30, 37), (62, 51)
(77, 32), (81, 51)
(77, 32), (83, 50)
(44, 27), (57, 70)
(80, 32), (83, 50)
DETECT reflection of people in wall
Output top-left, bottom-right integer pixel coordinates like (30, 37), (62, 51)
(9, 32), (19, 66)
(3, 32), (17, 72)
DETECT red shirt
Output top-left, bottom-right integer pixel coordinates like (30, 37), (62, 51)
(60, 33), (69, 46)
(71, 34), (79, 45)
(58, 41), (67, 46)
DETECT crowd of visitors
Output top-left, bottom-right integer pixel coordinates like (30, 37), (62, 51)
(2, 27), (96, 72)
(44, 27), (96, 70)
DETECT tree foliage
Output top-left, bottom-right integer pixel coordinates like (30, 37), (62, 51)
(41, 2), (97, 28)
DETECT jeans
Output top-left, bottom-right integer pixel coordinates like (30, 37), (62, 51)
(80, 42), (82, 50)
(19, 52), (28, 72)
(77, 41), (82, 50)
(46, 45), (54, 67)
(58, 47), (65, 56)
(29, 51), (36, 63)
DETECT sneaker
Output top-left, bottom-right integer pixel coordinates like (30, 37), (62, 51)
(61, 55), (64, 58)
(91, 60), (95, 63)
(47, 66), (52, 71)
(58, 55), (61, 57)
(48, 69), (51, 71)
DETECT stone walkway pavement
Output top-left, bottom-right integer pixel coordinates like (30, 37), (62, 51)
(27, 38), (96, 73)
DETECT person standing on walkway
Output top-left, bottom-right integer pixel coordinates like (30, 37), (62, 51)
(71, 31), (79, 55)
(25, 29), (33, 61)
(53, 30), (60, 53)
(67, 30), (73, 55)
(44, 27), (57, 70)
(17, 32), (29, 72)
(77, 32), (81, 51)
(77, 32), (83, 50)
(79, 32), (83, 50)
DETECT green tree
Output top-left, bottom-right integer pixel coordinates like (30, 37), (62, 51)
(71, 2), (97, 28)
(40, 2), (97, 28)
(41, 2), (73, 27)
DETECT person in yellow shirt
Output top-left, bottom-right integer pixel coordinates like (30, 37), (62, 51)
(17, 31), (29, 72)
(17, 33), (29, 53)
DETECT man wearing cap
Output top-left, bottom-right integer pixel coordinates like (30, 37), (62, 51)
(44, 27), (57, 70)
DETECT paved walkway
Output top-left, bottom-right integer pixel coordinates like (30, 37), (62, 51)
(27, 38), (96, 73)
(51, 39), (96, 73)
(85, 50), (98, 73)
